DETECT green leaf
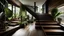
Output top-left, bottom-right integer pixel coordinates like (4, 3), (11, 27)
(4, 8), (13, 18)
(51, 8), (62, 19)
(55, 12), (61, 18)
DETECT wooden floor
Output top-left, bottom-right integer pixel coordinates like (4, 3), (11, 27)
(12, 22), (46, 36)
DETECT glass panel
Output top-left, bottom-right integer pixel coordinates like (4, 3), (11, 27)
(58, 6), (64, 24)
(8, 4), (12, 10)
(16, 7), (20, 18)
(38, 6), (42, 14)
(13, 6), (16, 18)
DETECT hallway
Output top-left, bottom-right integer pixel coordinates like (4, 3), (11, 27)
(0, 0), (64, 36)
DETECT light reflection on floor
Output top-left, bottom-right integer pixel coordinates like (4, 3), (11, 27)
(12, 29), (29, 36)
(12, 22), (45, 36)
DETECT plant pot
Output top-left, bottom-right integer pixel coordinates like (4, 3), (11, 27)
(57, 18), (62, 24)
(19, 24), (25, 28)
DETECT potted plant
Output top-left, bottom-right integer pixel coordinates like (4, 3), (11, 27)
(18, 21), (25, 28)
(57, 18), (62, 24)
(19, 5), (27, 28)
(51, 8), (62, 20)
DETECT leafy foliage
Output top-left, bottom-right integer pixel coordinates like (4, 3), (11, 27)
(51, 8), (62, 19)
(19, 5), (27, 24)
(4, 8), (13, 18)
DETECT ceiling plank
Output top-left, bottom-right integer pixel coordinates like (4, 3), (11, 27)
(48, 0), (64, 11)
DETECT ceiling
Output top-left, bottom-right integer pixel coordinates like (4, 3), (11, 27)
(19, 0), (46, 7)
(48, 0), (64, 11)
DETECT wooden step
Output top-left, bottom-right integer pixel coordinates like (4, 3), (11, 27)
(42, 25), (61, 29)
(45, 29), (64, 32)
(36, 21), (58, 25)
(44, 29), (64, 35)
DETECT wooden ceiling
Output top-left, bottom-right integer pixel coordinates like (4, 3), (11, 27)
(48, 0), (64, 11)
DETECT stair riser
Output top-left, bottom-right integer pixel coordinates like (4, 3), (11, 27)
(46, 32), (64, 35)
(36, 24), (58, 25)
(47, 35), (64, 36)
(44, 28), (61, 29)
(43, 27), (61, 29)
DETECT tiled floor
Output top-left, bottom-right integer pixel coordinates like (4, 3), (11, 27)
(12, 22), (46, 36)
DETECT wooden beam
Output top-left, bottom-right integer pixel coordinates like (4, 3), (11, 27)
(7, 0), (22, 7)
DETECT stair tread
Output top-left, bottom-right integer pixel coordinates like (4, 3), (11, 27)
(44, 29), (64, 32)
(42, 25), (60, 27)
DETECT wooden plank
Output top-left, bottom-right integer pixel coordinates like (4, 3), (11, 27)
(44, 29), (64, 32)
(36, 21), (57, 24)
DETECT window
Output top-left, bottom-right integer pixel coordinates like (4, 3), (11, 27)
(8, 4), (12, 10)
(13, 6), (20, 18)
(16, 7), (20, 18)
(58, 6), (64, 24)
(8, 4), (20, 19)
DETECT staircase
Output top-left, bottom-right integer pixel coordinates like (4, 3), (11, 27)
(23, 5), (64, 36)
(39, 21), (64, 36)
